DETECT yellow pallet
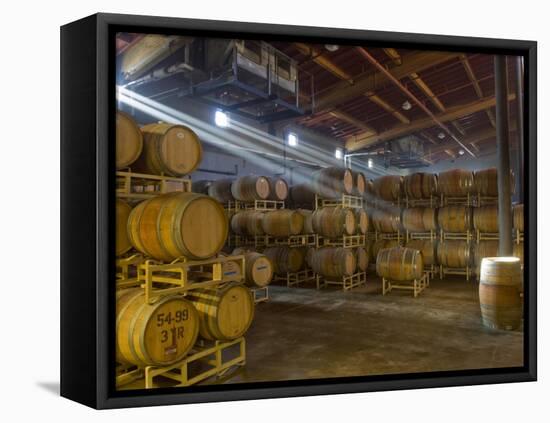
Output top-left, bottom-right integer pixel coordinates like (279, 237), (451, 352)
(251, 286), (269, 303)
(317, 271), (367, 291)
(476, 194), (498, 206)
(406, 230), (438, 241)
(382, 272), (429, 298)
(265, 234), (317, 248)
(315, 194), (363, 209)
(116, 170), (191, 200)
(405, 195), (440, 208)
(274, 268), (317, 288)
(116, 338), (246, 389)
(440, 265), (472, 281)
(441, 193), (473, 206)
(441, 230), (473, 242)
(514, 229), (524, 244)
(317, 234), (366, 248)
(236, 199), (285, 211)
(476, 230), (500, 242)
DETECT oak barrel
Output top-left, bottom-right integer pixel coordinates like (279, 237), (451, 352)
(267, 177), (289, 201)
(473, 241), (499, 275)
(127, 192), (228, 261)
(438, 206), (472, 233)
(311, 167), (354, 199)
(208, 179), (235, 203)
(373, 175), (403, 201)
(231, 211), (265, 237)
(288, 184), (316, 209)
(371, 209), (401, 233)
(474, 168), (515, 196)
(116, 289), (199, 366)
(403, 172), (438, 199)
(297, 209), (314, 234)
(513, 203), (524, 232)
(231, 176), (271, 201)
(116, 199), (132, 256)
(312, 206), (356, 238)
(187, 283), (255, 341)
(116, 111), (143, 169)
(437, 240), (471, 268)
(137, 122), (202, 176)
(353, 171), (367, 196)
(479, 257), (522, 330)
(354, 208), (369, 234)
(405, 239), (438, 266)
(376, 247), (423, 281)
(371, 239), (400, 263)
(355, 247), (369, 272)
(309, 247), (357, 278)
(262, 209), (304, 237)
(473, 205), (499, 233)
(513, 242), (524, 266)
(263, 246), (305, 275)
(437, 169), (474, 196)
(238, 251), (274, 287)
(401, 207), (437, 232)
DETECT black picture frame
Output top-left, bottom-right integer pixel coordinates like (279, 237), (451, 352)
(60, 12), (537, 409)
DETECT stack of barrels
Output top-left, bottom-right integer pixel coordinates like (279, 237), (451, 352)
(115, 111), (255, 371)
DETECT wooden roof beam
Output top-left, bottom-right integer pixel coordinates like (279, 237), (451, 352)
(365, 91), (410, 124)
(383, 48), (402, 65)
(460, 54), (496, 129)
(346, 93), (516, 151)
(294, 43), (354, 83)
(409, 72), (446, 112)
(328, 109), (377, 135)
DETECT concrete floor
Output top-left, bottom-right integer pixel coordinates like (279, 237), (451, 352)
(229, 276), (524, 383)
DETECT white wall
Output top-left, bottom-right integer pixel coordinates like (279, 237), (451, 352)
(1, 1), (546, 422)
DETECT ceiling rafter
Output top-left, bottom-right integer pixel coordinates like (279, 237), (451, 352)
(293, 43), (354, 84)
(460, 54), (496, 128)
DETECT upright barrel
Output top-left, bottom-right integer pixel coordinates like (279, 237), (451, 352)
(376, 247), (423, 281)
(116, 289), (200, 366)
(262, 209), (304, 237)
(231, 211), (265, 237)
(311, 167), (354, 199)
(127, 192), (228, 261)
(309, 247), (357, 278)
(479, 257), (523, 330)
(264, 247), (306, 275)
(208, 179), (235, 203)
(312, 207), (356, 238)
(288, 184), (316, 209)
(438, 169), (474, 196)
(437, 240), (471, 268)
(267, 177), (289, 201)
(438, 206), (472, 233)
(402, 207), (437, 232)
(405, 239), (438, 266)
(403, 172), (438, 199)
(137, 123), (202, 176)
(473, 205), (499, 233)
(116, 199), (132, 256)
(231, 176), (271, 201)
(187, 283), (255, 341)
(116, 111), (143, 169)
(373, 175), (403, 201)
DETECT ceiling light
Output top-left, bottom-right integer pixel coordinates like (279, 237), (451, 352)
(437, 132), (446, 139)
(335, 148), (343, 160)
(214, 110), (229, 128)
(368, 158), (374, 168)
(402, 100), (412, 111)
(325, 44), (339, 52)
(458, 149), (465, 156)
(287, 132), (298, 147)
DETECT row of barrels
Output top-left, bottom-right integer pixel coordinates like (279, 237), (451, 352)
(369, 168), (515, 202)
(194, 176), (289, 202)
(116, 283), (255, 367)
(117, 111), (203, 176)
(230, 207), (369, 238)
(369, 204), (524, 234)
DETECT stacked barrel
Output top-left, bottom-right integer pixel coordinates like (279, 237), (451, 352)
(115, 112), (254, 388)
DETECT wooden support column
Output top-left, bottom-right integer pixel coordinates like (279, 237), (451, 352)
(494, 55), (513, 256)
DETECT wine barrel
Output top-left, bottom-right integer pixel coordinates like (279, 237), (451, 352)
(116, 199), (132, 256)
(267, 177), (289, 201)
(309, 247), (357, 278)
(288, 184), (316, 209)
(264, 247), (305, 275)
(479, 257), (523, 330)
(371, 239), (400, 263)
(513, 242), (524, 266)
(356, 247), (369, 272)
(401, 207), (437, 232)
(312, 207), (356, 238)
(137, 122), (202, 176)
(355, 208), (369, 234)
(311, 167), (353, 199)
(192, 180), (212, 195)
(438, 169), (474, 196)
(208, 179), (235, 203)
(474, 168), (515, 196)
(116, 289), (200, 366)
(262, 209), (304, 237)
(405, 239), (438, 266)
(438, 206), (472, 233)
(187, 283), (254, 341)
(371, 209), (401, 233)
(403, 172), (438, 199)
(513, 204), (524, 232)
(473, 205), (499, 233)
(376, 247), (423, 281)
(127, 192), (228, 261)
(239, 252), (273, 287)
(473, 241), (499, 275)
(297, 209), (314, 234)
(437, 240), (471, 268)
(353, 171), (367, 196)
(116, 111), (143, 169)
(231, 211), (265, 237)
(231, 176), (271, 201)
(373, 175), (403, 201)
